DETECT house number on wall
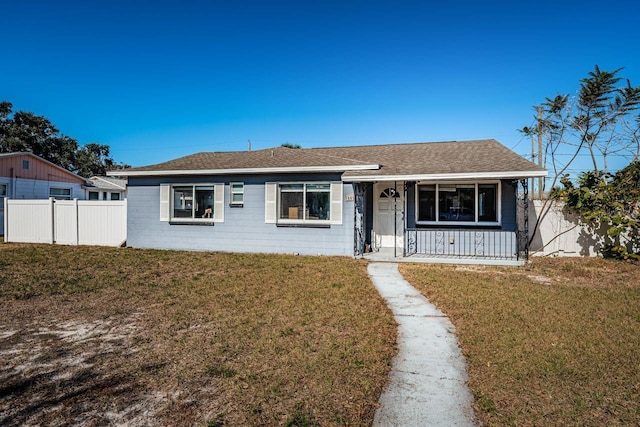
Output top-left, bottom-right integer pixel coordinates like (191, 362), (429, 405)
(345, 194), (355, 202)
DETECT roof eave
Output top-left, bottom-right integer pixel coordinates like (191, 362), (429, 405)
(341, 170), (549, 182)
(82, 185), (126, 191)
(109, 164), (380, 177)
(89, 176), (127, 190)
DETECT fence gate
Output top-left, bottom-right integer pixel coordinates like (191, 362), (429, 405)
(4, 198), (127, 247)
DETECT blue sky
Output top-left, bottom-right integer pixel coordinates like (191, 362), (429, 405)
(2, 0), (639, 172)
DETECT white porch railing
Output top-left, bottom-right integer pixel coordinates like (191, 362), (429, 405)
(405, 229), (520, 260)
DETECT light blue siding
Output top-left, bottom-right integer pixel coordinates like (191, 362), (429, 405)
(126, 175), (519, 256)
(11, 178), (84, 200)
(127, 174), (355, 256)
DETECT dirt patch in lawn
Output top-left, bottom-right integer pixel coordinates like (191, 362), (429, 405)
(0, 244), (397, 426)
(0, 290), (217, 426)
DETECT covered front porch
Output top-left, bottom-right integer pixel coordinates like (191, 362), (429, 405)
(353, 179), (531, 266)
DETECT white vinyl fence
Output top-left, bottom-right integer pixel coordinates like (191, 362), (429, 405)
(4, 198), (127, 247)
(521, 200), (607, 257)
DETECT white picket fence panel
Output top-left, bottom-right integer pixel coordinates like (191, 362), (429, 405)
(4, 198), (126, 247)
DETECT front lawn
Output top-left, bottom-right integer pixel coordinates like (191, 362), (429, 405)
(0, 244), (396, 426)
(401, 258), (640, 426)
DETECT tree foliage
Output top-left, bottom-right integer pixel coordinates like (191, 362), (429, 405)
(0, 101), (128, 177)
(281, 142), (301, 149)
(520, 66), (640, 255)
(521, 65), (640, 186)
(555, 161), (640, 259)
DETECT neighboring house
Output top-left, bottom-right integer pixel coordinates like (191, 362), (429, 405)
(1, 152), (88, 235)
(86, 176), (127, 201)
(111, 139), (547, 263)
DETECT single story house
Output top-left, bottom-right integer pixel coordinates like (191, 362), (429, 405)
(1, 152), (88, 235)
(111, 139), (546, 263)
(86, 176), (127, 201)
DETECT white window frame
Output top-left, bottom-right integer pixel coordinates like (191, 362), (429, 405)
(49, 187), (72, 200)
(171, 184), (214, 222)
(277, 182), (331, 225)
(88, 191), (99, 200)
(160, 183), (225, 223)
(415, 181), (501, 226)
(0, 183), (6, 208)
(268, 181), (342, 226)
(230, 182), (244, 206)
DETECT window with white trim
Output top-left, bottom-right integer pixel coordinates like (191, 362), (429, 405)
(172, 185), (215, 219)
(89, 191), (99, 200)
(416, 182), (499, 224)
(230, 182), (244, 206)
(50, 187), (71, 200)
(110, 193), (120, 201)
(279, 183), (330, 222)
(159, 183), (225, 223)
(265, 182), (342, 225)
(0, 183), (6, 204)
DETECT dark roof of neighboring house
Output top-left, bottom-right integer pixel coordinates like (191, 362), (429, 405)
(111, 139), (547, 180)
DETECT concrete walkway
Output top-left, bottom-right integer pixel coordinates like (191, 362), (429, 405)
(368, 263), (477, 427)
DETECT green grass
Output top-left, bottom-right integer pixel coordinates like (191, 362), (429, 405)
(401, 258), (640, 426)
(0, 244), (396, 426)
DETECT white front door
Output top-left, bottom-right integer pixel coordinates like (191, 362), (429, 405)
(373, 183), (404, 249)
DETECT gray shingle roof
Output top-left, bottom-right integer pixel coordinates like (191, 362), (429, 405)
(124, 146), (375, 172)
(313, 140), (546, 178)
(112, 139), (546, 179)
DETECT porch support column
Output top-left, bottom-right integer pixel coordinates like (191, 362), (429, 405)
(393, 181), (399, 258)
(520, 179), (529, 260)
(402, 181), (413, 258)
(353, 183), (366, 256)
